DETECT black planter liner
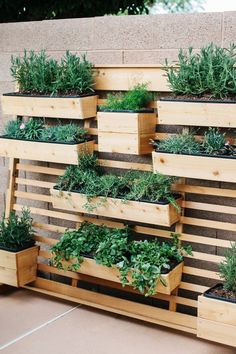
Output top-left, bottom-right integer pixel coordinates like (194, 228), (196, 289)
(53, 185), (181, 206)
(80, 253), (180, 275)
(3, 92), (96, 99)
(203, 283), (236, 304)
(159, 97), (236, 104)
(0, 239), (36, 253)
(0, 135), (93, 145)
(98, 108), (154, 113)
(155, 148), (236, 160)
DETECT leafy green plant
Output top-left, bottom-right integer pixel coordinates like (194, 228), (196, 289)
(166, 43), (236, 98)
(11, 50), (94, 95)
(56, 155), (179, 210)
(219, 242), (236, 293)
(51, 222), (192, 296)
(202, 128), (226, 155)
(3, 119), (88, 144)
(0, 208), (34, 251)
(153, 132), (201, 154)
(100, 83), (152, 111)
(118, 233), (192, 296)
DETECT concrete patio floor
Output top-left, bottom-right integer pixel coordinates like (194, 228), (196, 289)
(0, 288), (235, 354)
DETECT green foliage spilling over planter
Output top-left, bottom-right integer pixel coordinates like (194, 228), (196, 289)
(0, 209), (34, 251)
(99, 83), (152, 111)
(3, 118), (88, 144)
(219, 243), (236, 293)
(166, 43), (236, 98)
(56, 154), (179, 210)
(11, 50), (94, 95)
(152, 128), (236, 156)
(51, 221), (192, 296)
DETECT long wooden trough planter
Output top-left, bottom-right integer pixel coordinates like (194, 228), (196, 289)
(64, 257), (184, 295)
(97, 111), (156, 155)
(157, 99), (236, 127)
(50, 189), (182, 227)
(0, 246), (39, 287)
(197, 295), (236, 347)
(0, 137), (94, 164)
(1, 93), (98, 119)
(152, 151), (236, 183)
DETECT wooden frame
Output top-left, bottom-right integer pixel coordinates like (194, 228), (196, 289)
(1, 94), (98, 119)
(97, 111), (156, 155)
(197, 295), (236, 347)
(60, 257), (183, 295)
(50, 189), (182, 227)
(157, 99), (236, 127)
(152, 151), (236, 183)
(0, 246), (39, 287)
(0, 138), (94, 164)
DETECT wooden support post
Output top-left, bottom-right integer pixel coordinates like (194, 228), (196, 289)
(5, 158), (19, 218)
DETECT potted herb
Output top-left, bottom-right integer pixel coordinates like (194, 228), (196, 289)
(152, 128), (236, 182)
(1, 50), (97, 119)
(97, 84), (156, 155)
(0, 118), (94, 164)
(197, 243), (236, 347)
(50, 154), (182, 227)
(0, 208), (38, 287)
(51, 222), (192, 296)
(158, 43), (236, 127)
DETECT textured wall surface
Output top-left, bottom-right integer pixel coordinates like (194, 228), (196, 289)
(0, 11), (236, 215)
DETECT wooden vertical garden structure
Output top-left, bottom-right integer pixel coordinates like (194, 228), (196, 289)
(3, 64), (236, 341)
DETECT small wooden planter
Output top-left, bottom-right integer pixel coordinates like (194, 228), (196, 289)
(97, 111), (156, 155)
(50, 189), (182, 227)
(0, 138), (94, 164)
(197, 295), (236, 347)
(152, 151), (236, 183)
(0, 246), (39, 287)
(68, 257), (184, 295)
(1, 93), (97, 119)
(157, 99), (236, 127)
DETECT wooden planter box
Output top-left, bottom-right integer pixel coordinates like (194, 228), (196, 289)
(1, 93), (97, 119)
(157, 99), (236, 127)
(152, 151), (236, 183)
(0, 246), (39, 287)
(0, 137), (94, 164)
(97, 111), (156, 155)
(197, 295), (236, 347)
(50, 189), (182, 227)
(67, 257), (184, 295)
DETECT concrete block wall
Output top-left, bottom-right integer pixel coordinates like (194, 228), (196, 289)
(0, 11), (236, 216)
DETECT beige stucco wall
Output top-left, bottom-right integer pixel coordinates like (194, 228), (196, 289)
(0, 11), (236, 214)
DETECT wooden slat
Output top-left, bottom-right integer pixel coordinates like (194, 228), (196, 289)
(15, 178), (55, 189)
(24, 278), (197, 333)
(15, 190), (52, 203)
(183, 201), (236, 215)
(182, 217), (236, 232)
(16, 163), (64, 176)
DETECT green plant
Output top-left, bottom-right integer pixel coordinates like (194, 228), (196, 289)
(202, 128), (226, 155)
(166, 43), (236, 98)
(3, 119), (89, 144)
(219, 242), (236, 293)
(56, 155), (179, 210)
(153, 132), (201, 154)
(100, 83), (152, 111)
(11, 50), (94, 95)
(0, 208), (34, 250)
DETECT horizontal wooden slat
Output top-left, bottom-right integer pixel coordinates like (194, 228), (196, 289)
(183, 201), (236, 215)
(182, 217), (236, 232)
(183, 266), (220, 280)
(15, 190), (52, 203)
(16, 163), (64, 176)
(15, 178), (55, 189)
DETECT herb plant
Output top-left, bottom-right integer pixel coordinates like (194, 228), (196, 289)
(166, 43), (236, 99)
(3, 118), (88, 144)
(11, 50), (94, 95)
(100, 83), (152, 111)
(219, 242), (236, 293)
(51, 222), (192, 296)
(153, 132), (201, 155)
(0, 208), (34, 251)
(202, 128), (226, 155)
(56, 155), (179, 210)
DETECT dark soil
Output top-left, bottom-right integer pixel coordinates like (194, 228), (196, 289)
(205, 283), (236, 302)
(3, 92), (96, 98)
(160, 94), (236, 103)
